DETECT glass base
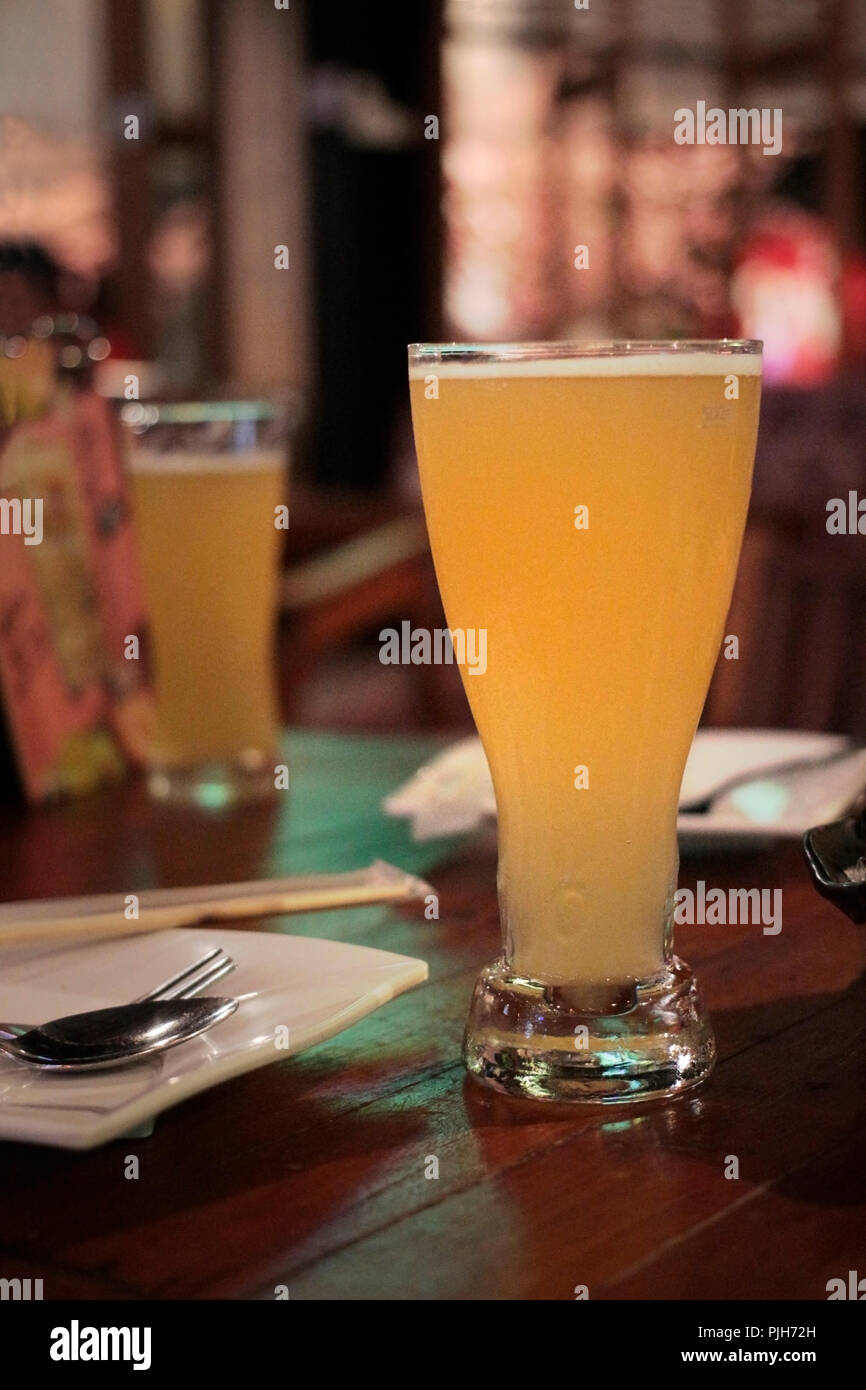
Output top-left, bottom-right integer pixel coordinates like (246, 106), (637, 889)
(146, 751), (278, 808)
(463, 956), (715, 1104)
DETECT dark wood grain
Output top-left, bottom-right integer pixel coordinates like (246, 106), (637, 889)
(0, 734), (863, 1301)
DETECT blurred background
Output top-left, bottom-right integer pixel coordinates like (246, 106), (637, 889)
(1, 0), (865, 755)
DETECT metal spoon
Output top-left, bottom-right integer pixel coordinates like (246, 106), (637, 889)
(0, 948), (238, 1071)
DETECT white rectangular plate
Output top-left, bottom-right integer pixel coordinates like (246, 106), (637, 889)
(0, 928), (427, 1150)
(385, 729), (854, 850)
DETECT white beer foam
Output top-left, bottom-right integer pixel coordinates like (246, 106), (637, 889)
(409, 349), (762, 380)
(127, 448), (285, 475)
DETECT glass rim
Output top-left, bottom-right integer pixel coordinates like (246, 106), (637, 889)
(408, 339), (762, 363)
(121, 400), (277, 427)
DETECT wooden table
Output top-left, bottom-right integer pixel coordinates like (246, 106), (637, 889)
(1, 730), (864, 1301)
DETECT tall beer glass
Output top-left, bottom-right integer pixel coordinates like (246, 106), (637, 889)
(124, 401), (287, 807)
(409, 341), (762, 1102)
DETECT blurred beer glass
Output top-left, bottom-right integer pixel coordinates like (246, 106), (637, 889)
(124, 401), (288, 807)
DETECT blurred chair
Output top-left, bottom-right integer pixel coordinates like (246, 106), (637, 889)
(278, 488), (468, 730)
(705, 510), (866, 737)
(706, 381), (866, 737)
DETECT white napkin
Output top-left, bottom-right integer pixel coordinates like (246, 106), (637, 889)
(384, 737), (495, 840)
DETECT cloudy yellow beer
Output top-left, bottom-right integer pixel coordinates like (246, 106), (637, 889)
(130, 450), (284, 780)
(410, 350), (761, 1002)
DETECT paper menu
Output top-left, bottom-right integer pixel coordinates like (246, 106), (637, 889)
(0, 389), (151, 800)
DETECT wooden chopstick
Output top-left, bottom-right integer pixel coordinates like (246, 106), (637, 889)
(0, 862), (433, 947)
